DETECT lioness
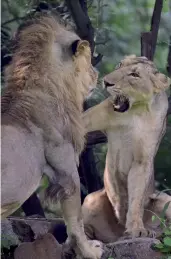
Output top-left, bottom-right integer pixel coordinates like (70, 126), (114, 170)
(1, 14), (103, 259)
(83, 55), (170, 238)
(82, 189), (171, 243)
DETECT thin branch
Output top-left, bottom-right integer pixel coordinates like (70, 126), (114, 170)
(87, 0), (94, 9)
(5, 0), (21, 25)
(95, 39), (109, 45)
(2, 17), (24, 26)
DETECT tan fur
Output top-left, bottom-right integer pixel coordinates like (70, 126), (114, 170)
(82, 189), (171, 243)
(83, 55), (170, 238)
(1, 14), (103, 259)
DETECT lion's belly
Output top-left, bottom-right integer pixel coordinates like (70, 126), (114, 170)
(1, 124), (45, 218)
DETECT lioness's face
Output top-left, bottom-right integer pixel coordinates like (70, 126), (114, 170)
(103, 55), (169, 112)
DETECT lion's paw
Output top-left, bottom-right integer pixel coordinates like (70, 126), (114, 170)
(74, 239), (104, 259)
(125, 227), (156, 238)
(81, 240), (104, 259)
(87, 240), (104, 259)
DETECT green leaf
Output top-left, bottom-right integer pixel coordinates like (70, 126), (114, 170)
(160, 201), (171, 219)
(164, 228), (171, 236)
(155, 243), (164, 249)
(152, 215), (157, 222)
(159, 246), (171, 253)
(163, 237), (171, 247)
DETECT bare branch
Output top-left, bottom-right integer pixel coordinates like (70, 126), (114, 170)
(96, 39), (109, 45)
(150, 0), (163, 60)
(2, 17), (24, 26)
(141, 0), (163, 60)
(65, 0), (103, 66)
(65, 0), (95, 54)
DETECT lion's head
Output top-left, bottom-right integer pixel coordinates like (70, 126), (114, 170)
(3, 14), (98, 154)
(103, 55), (170, 112)
(5, 14), (98, 107)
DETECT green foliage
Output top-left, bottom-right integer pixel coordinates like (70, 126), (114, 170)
(152, 200), (171, 258)
(89, 0), (171, 76)
(154, 228), (171, 257)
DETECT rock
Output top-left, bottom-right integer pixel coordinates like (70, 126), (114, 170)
(1, 218), (163, 259)
(1, 219), (21, 248)
(14, 233), (62, 259)
(102, 238), (162, 259)
(1, 216), (66, 244)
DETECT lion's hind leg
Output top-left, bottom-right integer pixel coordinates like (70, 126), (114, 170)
(45, 142), (103, 259)
(82, 189), (124, 243)
(150, 192), (171, 221)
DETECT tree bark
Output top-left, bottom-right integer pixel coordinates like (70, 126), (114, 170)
(65, 0), (95, 56)
(141, 0), (171, 115)
(141, 0), (163, 61)
(65, 0), (103, 65)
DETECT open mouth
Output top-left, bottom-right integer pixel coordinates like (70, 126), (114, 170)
(113, 95), (130, 112)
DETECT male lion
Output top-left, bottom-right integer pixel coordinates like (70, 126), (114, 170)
(1, 14), (103, 259)
(83, 55), (170, 239)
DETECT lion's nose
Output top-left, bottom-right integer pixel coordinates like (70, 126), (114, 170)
(104, 81), (115, 88)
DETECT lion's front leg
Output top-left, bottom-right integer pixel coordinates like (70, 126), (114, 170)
(61, 193), (103, 259)
(45, 142), (103, 259)
(83, 98), (112, 133)
(126, 160), (155, 238)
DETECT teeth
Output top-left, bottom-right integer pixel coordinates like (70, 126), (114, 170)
(113, 104), (120, 109)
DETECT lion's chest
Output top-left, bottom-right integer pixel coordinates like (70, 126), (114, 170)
(107, 125), (139, 178)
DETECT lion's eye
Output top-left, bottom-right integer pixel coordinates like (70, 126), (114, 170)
(115, 62), (122, 69)
(129, 72), (140, 77)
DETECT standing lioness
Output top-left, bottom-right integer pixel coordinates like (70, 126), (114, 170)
(1, 14), (102, 259)
(83, 55), (170, 238)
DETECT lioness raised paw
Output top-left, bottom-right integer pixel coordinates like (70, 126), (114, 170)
(124, 228), (156, 238)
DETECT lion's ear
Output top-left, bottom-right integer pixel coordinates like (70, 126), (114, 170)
(150, 72), (170, 93)
(71, 40), (91, 58)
